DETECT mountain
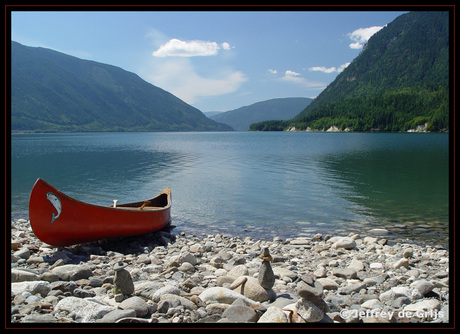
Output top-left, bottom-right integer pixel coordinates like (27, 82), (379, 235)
(251, 11), (449, 132)
(210, 97), (312, 131)
(11, 41), (232, 132)
(203, 111), (224, 118)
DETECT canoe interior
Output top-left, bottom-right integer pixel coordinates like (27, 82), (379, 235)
(116, 193), (169, 210)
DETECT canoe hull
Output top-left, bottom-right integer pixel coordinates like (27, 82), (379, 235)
(29, 178), (171, 247)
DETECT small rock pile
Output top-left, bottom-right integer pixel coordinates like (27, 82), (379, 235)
(10, 218), (449, 324)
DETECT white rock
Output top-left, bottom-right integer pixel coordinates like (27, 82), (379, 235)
(327, 236), (342, 244)
(119, 296), (149, 317)
(370, 262), (383, 269)
(403, 299), (441, 320)
(283, 298), (323, 322)
(133, 280), (160, 300)
(361, 299), (383, 309)
(363, 236), (379, 244)
(379, 286), (412, 303)
(136, 254), (151, 264)
(411, 279), (434, 295)
(51, 264), (92, 281)
(14, 248), (31, 260)
(178, 251), (197, 265)
(258, 306), (289, 323)
(11, 269), (39, 282)
(313, 266), (327, 278)
(392, 286), (412, 297)
(198, 287), (258, 306)
(332, 237), (356, 250)
(273, 267), (297, 281)
(178, 262), (195, 272)
(152, 284), (180, 302)
(55, 297), (116, 322)
(214, 268), (227, 277)
(227, 265), (248, 278)
(403, 247), (414, 258)
(189, 244), (204, 253)
(348, 259), (364, 272)
(290, 238), (310, 245)
(231, 276), (274, 302)
(368, 228), (389, 235)
(97, 309), (137, 323)
(411, 289), (424, 300)
(11, 281), (50, 297)
(317, 278), (339, 290)
(393, 258), (409, 269)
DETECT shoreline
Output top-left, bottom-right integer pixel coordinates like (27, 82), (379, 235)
(10, 211), (450, 250)
(10, 218), (450, 325)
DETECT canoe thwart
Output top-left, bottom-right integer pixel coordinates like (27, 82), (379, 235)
(139, 201), (151, 210)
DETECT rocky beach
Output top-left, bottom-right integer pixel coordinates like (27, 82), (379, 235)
(10, 218), (450, 326)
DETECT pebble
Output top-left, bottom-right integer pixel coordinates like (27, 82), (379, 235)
(258, 305), (289, 323)
(222, 304), (258, 322)
(10, 218), (449, 324)
(297, 278), (323, 302)
(119, 296), (149, 317)
(231, 276), (274, 302)
(198, 287), (258, 306)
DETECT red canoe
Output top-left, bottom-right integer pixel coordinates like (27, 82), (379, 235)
(29, 178), (171, 247)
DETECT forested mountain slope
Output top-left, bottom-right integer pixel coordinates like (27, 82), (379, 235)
(251, 11), (449, 132)
(11, 41), (232, 132)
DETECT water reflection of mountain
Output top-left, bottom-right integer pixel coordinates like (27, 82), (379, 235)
(11, 134), (191, 213)
(316, 135), (449, 242)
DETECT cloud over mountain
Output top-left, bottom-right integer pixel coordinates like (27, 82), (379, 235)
(309, 62), (350, 73)
(347, 26), (385, 49)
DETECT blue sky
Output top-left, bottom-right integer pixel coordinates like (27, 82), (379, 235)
(11, 10), (406, 112)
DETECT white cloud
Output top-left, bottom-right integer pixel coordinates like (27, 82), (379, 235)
(347, 26), (385, 49)
(309, 66), (337, 74)
(221, 42), (231, 50)
(279, 70), (326, 89)
(152, 38), (232, 57)
(267, 68), (277, 74)
(349, 42), (363, 50)
(284, 70), (300, 77)
(338, 62), (351, 72)
(145, 58), (247, 104)
(309, 62), (351, 73)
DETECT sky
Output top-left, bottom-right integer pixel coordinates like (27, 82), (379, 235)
(11, 10), (406, 112)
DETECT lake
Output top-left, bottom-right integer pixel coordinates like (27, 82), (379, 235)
(10, 132), (450, 246)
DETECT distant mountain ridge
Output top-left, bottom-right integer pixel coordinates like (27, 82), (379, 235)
(251, 11), (449, 132)
(11, 41), (232, 132)
(210, 97), (312, 131)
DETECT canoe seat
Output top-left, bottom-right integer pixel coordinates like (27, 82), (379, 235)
(139, 206), (163, 210)
(117, 206), (164, 211)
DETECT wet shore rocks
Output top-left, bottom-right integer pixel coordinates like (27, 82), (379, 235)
(10, 219), (449, 325)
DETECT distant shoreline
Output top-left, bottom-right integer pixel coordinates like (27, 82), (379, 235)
(11, 129), (450, 134)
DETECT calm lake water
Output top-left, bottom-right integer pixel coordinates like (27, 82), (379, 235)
(10, 132), (450, 246)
